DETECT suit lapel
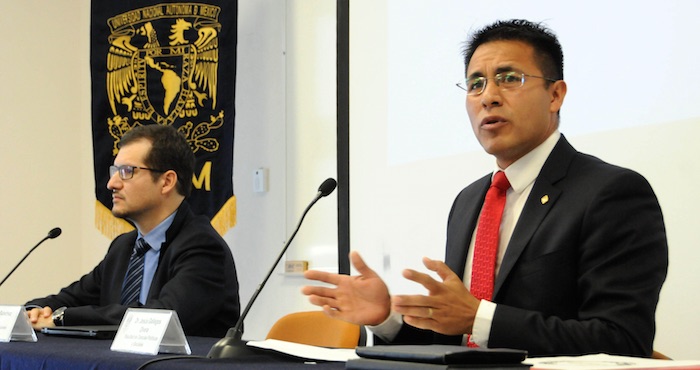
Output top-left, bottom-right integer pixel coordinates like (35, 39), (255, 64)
(109, 232), (139, 304)
(493, 136), (576, 297)
(446, 176), (490, 277)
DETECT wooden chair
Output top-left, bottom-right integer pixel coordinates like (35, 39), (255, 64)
(652, 350), (672, 360)
(266, 311), (365, 349)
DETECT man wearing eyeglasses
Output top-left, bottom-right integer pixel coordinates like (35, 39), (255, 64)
(303, 19), (667, 356)
(25, 124), (241, 337)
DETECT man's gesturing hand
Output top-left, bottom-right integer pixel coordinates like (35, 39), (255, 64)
(392, 257), (480, 336)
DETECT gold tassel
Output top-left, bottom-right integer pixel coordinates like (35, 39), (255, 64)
(211, 196), (237, 236)
(94, 200), (134, 239)
(95, 197), (236, 238)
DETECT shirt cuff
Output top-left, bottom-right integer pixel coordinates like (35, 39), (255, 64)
(367, 311), (403, 342)
(471, 299), (496, 347)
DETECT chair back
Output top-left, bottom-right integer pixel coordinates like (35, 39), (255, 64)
(652, 350), (671, 360)
(266, 311), (364, 349)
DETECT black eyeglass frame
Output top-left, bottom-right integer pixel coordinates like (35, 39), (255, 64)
(109, 165), (168, 180)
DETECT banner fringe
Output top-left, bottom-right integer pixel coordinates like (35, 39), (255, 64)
(96, 197), (236, 238)
(211, 196), (237, 236)
(95, 200), (134, 239)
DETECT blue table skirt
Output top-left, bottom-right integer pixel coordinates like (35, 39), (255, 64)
(0, 334), (346, 369)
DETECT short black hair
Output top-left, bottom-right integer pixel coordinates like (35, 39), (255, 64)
(463, 19), (564, 82)
(119, 124), (195, 197)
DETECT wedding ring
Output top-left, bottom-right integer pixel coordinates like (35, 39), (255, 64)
(427, 307), (433, 318)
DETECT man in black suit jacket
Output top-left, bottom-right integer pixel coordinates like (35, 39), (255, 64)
(26, 125), (240, 338)
(302, 19), (667, 357)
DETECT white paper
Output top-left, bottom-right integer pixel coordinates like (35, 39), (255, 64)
(0, 305), (37, 343)
(157, 310), (191, 354)
(111, 308), (190, 355)
(526, 353), (700, 369)
(246, 339), (360, 362)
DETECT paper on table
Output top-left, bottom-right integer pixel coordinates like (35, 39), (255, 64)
(527, 353), (700, 370)
(246, 339), (360, 362)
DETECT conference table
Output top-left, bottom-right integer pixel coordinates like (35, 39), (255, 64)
(0, 334), (346, 369)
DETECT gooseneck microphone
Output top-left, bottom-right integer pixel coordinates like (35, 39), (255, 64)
(208, 178), (337, 359)
(0, 227), (62, 288)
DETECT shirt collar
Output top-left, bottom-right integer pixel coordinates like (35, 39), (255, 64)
(136, 211), (178, 252)
(496, 130), (561, 194)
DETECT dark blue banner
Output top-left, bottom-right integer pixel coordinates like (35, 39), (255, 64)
(91, 1), (237, 237)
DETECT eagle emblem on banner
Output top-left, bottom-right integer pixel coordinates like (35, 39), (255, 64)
(106, 8), (221, 155)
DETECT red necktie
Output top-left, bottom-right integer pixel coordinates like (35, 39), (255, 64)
(468, 171), (510, 347)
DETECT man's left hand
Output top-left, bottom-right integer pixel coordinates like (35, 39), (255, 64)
(26, 306), (55, 330)
(392, 257), (480, 336)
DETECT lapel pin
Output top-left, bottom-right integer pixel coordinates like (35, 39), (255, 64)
(541, 195), (549, 205)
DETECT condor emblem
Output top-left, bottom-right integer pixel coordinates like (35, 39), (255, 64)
(105, 4), (222, 153)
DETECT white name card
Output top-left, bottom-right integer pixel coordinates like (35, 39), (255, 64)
(0, 305), (37, 342)
(110, 308), (191, 355)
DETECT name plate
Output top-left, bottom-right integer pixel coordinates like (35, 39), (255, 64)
(0, 305), (37, 342)
(110, 308), (190, 355)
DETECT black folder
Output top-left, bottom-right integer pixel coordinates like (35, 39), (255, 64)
(346, 358), (531, 370)
(347, 345), (529, 370)
(41, 325), (119, 340)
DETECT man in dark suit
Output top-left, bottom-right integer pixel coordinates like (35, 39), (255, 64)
(26, 124), (240, 337)
(302, 19), (667, 357)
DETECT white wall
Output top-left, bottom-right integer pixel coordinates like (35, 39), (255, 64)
(0, 0), (95, 304)
(232, 0), (339, 341)
(349, 0), (700, 360)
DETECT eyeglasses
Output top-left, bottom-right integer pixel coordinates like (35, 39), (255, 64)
(456, 71), (557, 96)
(109, 165), (167, 180)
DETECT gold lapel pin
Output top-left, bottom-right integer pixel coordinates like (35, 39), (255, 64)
(541, 195), (549, 205)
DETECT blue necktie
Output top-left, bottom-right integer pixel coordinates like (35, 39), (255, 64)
(120, 238), (150, 305)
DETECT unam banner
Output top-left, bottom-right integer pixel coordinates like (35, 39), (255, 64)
(90, 1), (237, 238)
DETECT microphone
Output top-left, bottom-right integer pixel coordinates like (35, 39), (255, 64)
(0, 228), (62, 287)
(208, 178), (337, 358)
(318, 177), (337, 197)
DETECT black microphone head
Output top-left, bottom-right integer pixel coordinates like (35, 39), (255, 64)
(48, 227), (62, 239)
(318, 178), (337, 197)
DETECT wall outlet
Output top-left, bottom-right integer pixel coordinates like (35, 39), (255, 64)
(284, 260), (308, 274)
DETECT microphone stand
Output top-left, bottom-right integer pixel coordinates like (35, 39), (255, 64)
(208, 180), (336, 358)
(0, 228), (62, 288)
